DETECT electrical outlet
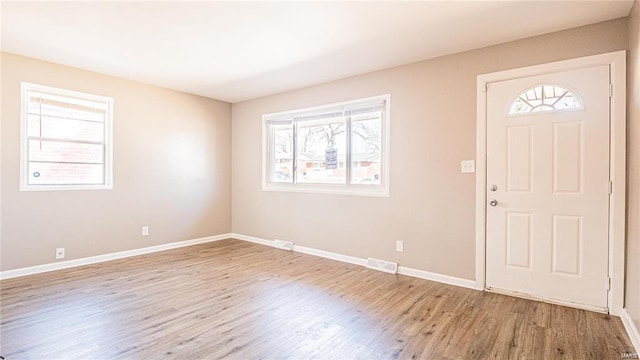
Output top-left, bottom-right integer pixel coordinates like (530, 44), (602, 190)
(142, 226), (149, 236)
(396, 240), (404, 252)
(461, 160), (475, 173)
(55, 247), (65, 260)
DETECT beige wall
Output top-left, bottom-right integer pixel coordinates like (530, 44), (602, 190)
(0, 52), (232, 271)
(627, 2), (640, 333)
(232, 19), (629, 280)
(0, 15), (633, 300)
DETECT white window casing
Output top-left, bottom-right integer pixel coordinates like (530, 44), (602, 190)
(20, 82), (114, 191)
(262, 94), (390, 197)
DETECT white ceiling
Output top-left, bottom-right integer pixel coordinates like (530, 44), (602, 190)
(1, 1), (634, 103)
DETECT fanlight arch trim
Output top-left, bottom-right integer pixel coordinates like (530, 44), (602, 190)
(508, 84), (583, 115)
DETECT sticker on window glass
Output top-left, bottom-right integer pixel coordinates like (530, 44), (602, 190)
(325, 148), (338, 169)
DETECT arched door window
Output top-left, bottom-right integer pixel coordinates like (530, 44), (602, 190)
(508, 85), (582, 115)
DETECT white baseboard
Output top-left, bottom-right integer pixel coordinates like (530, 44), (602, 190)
(294, 245), (367, 267)
(230, 232), (478, 290)
(398, 266), (481, 290)
(0, 233), (232, 280)
(233, 233), (363, 265)
(1, 232), (480, 292)
(621, 309), (640, 355)
(229, 233), (275, 247)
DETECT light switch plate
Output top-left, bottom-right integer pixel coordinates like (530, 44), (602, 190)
(461, 160), (475, 173)
(142, 226), (149, 236)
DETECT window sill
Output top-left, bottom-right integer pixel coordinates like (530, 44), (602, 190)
(262, 183), (389, 197)
(20, 184), (113, 192)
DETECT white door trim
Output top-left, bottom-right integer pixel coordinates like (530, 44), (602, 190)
(475, 51), (627, 315)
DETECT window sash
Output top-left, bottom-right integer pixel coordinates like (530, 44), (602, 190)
(294, 116), (348, 185)
(269, 124), (293, 184)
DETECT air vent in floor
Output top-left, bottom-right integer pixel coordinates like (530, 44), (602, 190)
(366, 258), (398, 274)
(273, 239), (294, 251)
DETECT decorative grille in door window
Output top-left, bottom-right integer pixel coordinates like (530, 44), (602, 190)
(508, 85), (582, 115)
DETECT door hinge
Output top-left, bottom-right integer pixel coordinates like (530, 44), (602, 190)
(609, 83), (613, 98)
(609, 180), (613, 195)
(607, 277), (611, 291)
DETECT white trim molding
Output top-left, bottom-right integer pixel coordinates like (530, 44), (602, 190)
(1, 232), (477, 291)
(230, 233), (477, 290)
(0, 234), (232, 280)
(397, 266), (480, 290)
(229, 233), (275, 247)
(476, 51), (627, 315)
(295, 244), (367, 267)
(621, 309), (640, 355)
(232, 232), (367, 266)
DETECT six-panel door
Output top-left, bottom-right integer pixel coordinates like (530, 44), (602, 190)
(486, 65), (610, 310)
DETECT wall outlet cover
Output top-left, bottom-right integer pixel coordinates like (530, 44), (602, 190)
(461, 160), (475, 173)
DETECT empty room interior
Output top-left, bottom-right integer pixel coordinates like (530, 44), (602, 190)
(2, 1), (640, 359)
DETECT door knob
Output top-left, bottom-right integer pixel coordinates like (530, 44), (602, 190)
(489, 199), (498, 206)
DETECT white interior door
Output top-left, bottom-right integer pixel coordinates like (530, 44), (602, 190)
(486, 65), (610, 311)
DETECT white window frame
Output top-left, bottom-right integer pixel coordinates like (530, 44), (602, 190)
(20, 82), (114, 191)
(262, 94), (390, 197)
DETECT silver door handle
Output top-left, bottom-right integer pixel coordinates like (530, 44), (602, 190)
(489, 199), (498, 206)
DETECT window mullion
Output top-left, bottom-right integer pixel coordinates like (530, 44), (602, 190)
(102, 112), (107, 184)
(268, 125), (273, 184)
(292, 120), (298, 185)
(38, 101), (42, 150)
(346, 113), (351, 186)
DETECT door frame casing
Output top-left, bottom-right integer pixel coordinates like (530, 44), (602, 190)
(475, 51), (627, 315)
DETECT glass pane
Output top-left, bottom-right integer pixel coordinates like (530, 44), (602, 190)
(555, 92), (581, 110)
(351, 111), (382, 185)
(28, 162), (104, 185)
(271, 125), (293, 183)
(38, 116), (104, 142)
(28, 114), (41, 137)
(509, 98), (532, 114)
(296, 116), (346, 184)
(29, 140), (104, 164)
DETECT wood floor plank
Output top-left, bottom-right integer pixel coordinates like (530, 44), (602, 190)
(0, 239), (635, 359)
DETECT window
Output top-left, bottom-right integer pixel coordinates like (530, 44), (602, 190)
(20, 82), (113, 191)
(508, 84), (582, 115)
(263, 95), (389, 196)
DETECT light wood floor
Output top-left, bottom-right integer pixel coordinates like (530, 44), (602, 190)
(0, 239), (634, 359)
